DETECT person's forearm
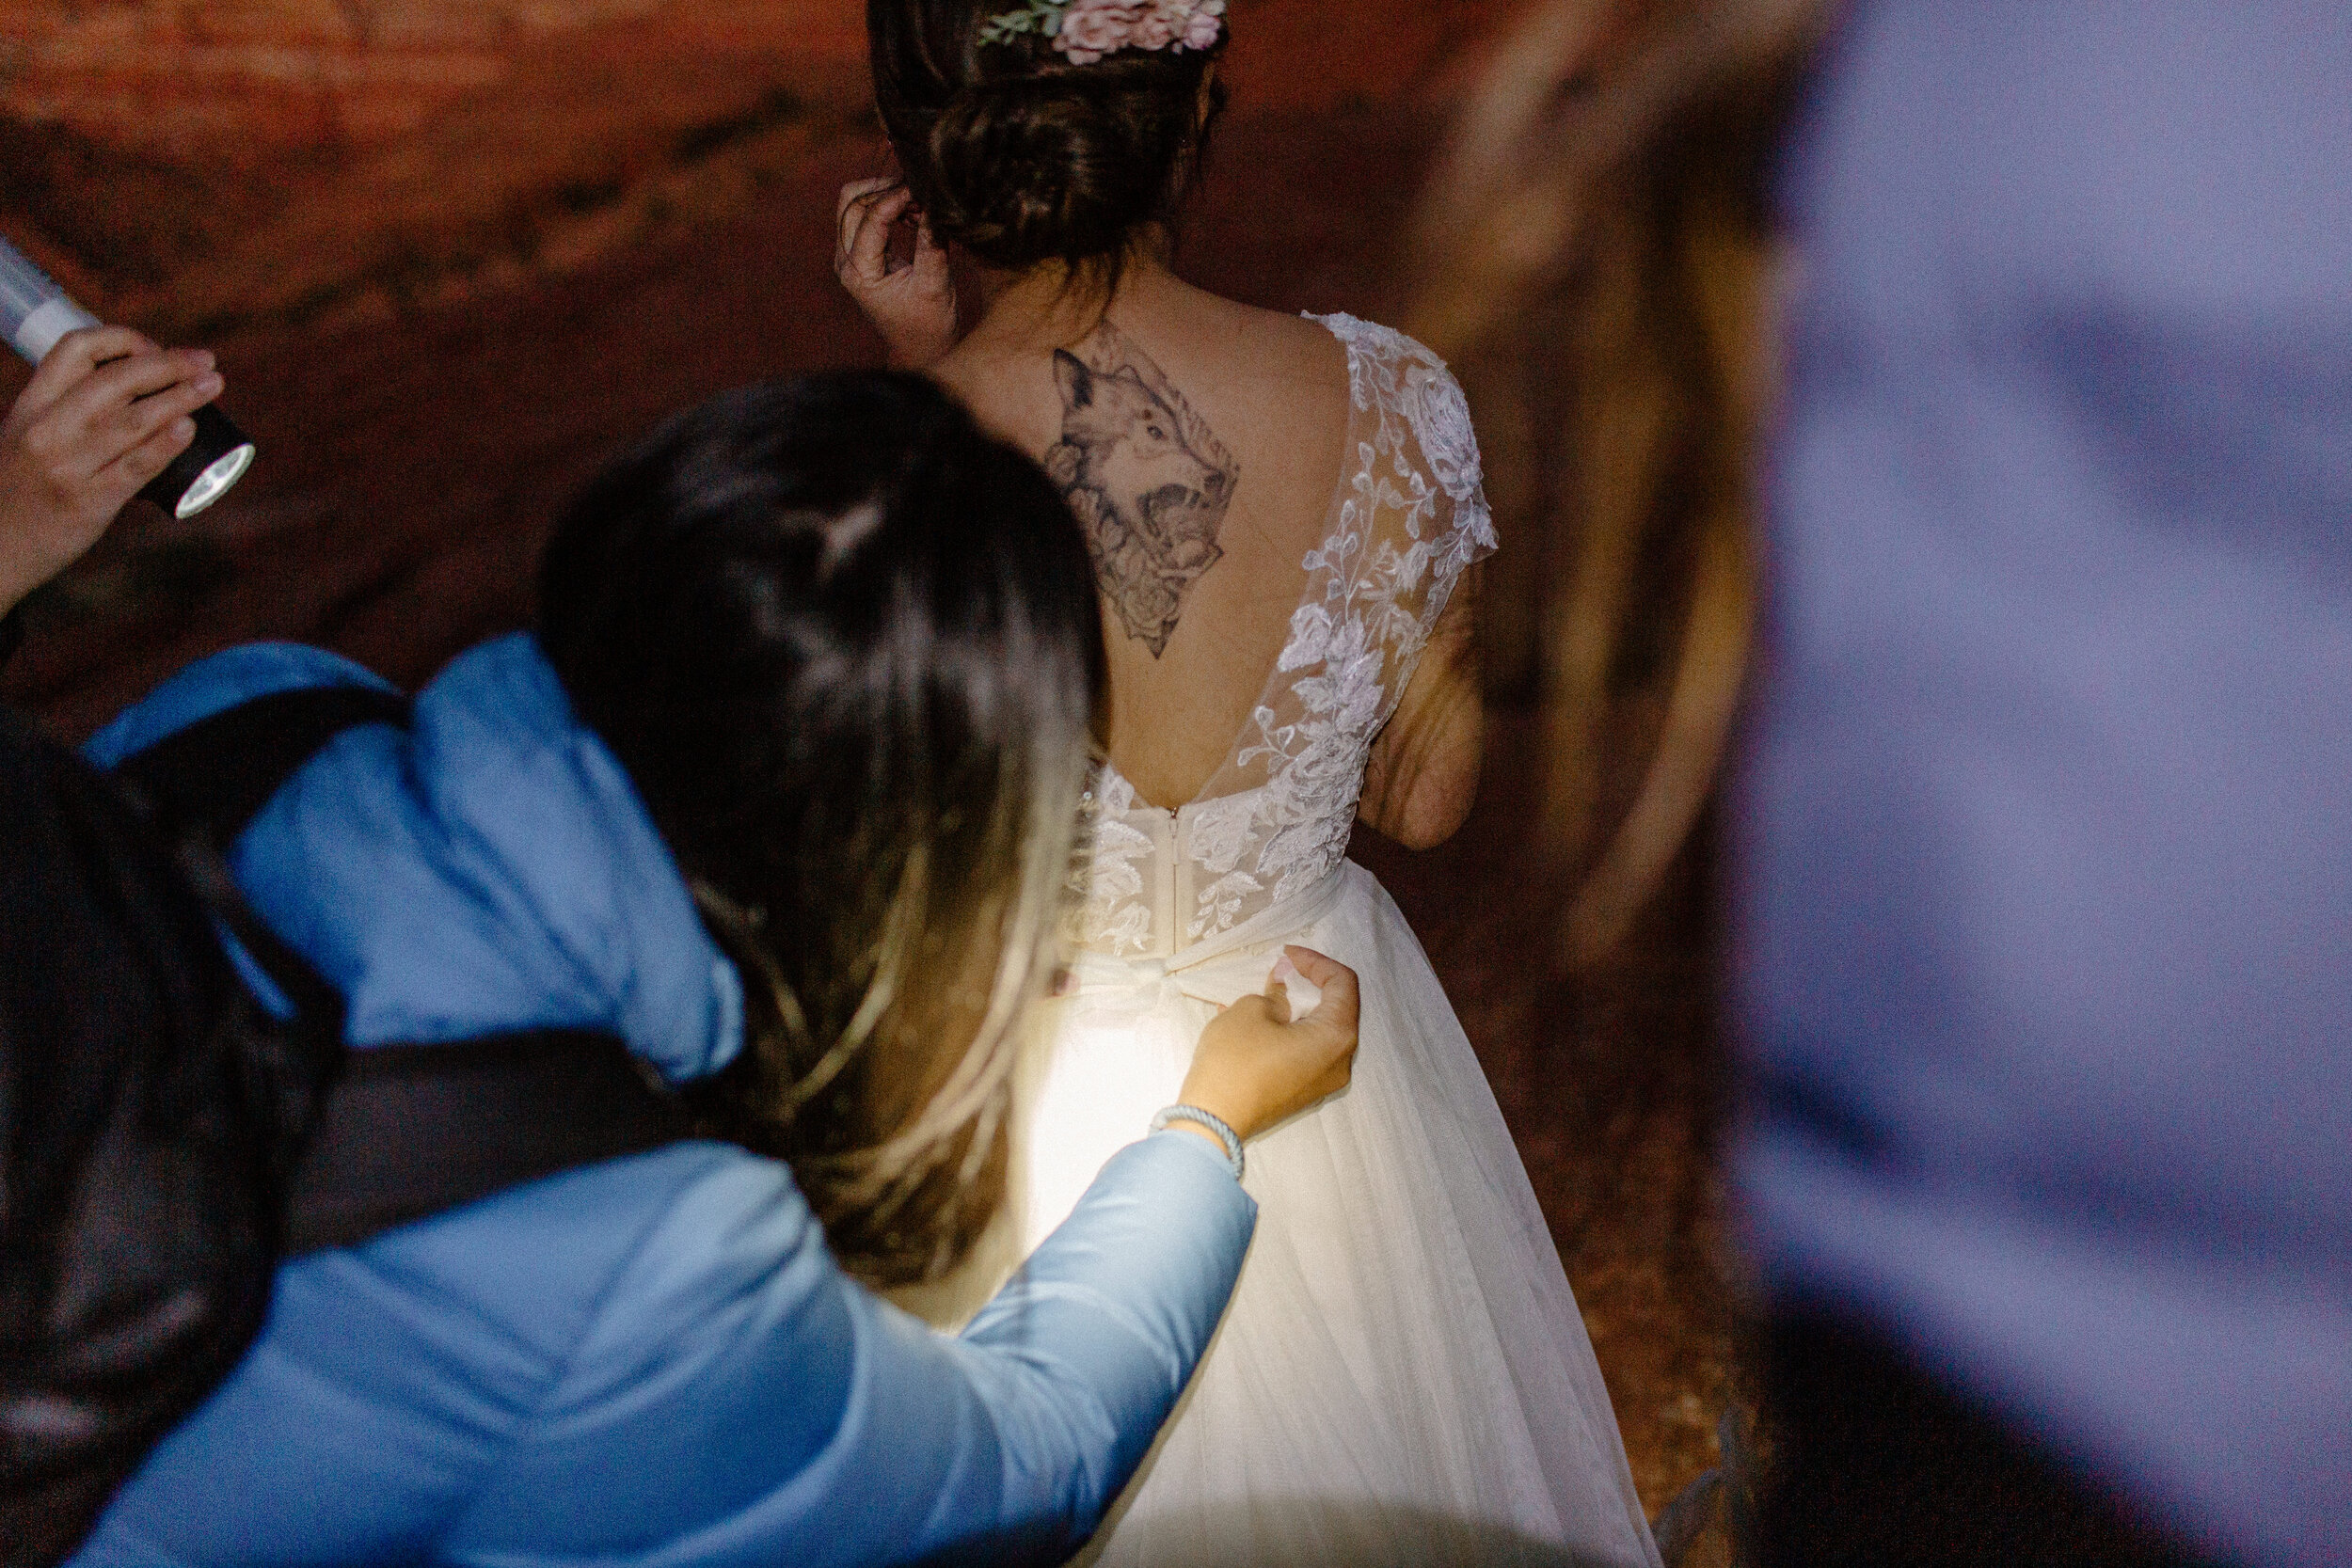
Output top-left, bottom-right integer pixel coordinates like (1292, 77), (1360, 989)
(957, 1132), (1252, 1535)
(810, 1132), (1254, 1566)
(961, 1130), (1252, 1442)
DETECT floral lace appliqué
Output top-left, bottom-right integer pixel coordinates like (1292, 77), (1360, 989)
(1073, 769), (1157, 955)
(1070, 314), (1498, 955)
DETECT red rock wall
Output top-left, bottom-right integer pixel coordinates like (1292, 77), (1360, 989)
(0, 0), (1516, 704)
(0, 0), (1501, 317)
(2, 0), (1484, 151)
(0, 2), (870, 153)
(0, 0), (869, 314)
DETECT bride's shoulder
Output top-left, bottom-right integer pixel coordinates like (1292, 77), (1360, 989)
(1168, 291), (1351, 424)
(1301, 313), (1473, 421)
(1301, 312), (1452, 377)
(1195, 293), (1343, 368)
(1302, 314), (1478, 451)
(1298, 313), (1486, 516)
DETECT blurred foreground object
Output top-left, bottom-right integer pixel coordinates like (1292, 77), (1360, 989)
(1740, 5), (2351, 1565)
(1404, 0), (1832, 966)
(0, 239), (253, 520)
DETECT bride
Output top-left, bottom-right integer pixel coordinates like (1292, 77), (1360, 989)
(837, 3), (1661, 1562)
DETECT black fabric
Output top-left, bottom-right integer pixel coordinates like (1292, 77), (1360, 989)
(111, 684), (414, 849)
(1755, 1307), (2234, 1568)
(0, 685), (699, 1566)
(284, 1030), (691, 1254)
(0, 702), (342, 1567)
(0, 607), (23, 673)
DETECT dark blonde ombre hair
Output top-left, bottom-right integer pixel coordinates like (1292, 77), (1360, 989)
(538, 372), (1105, 1286)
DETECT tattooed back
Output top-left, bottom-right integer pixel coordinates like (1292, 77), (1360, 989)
(931, 277), (1357, 808)
(1046, 346), (1236, 658)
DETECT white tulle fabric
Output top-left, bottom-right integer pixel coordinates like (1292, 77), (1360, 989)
(1007, 317), (1660, 1566)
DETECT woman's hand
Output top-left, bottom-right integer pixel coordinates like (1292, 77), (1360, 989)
(1177, 946), (1360, 1143)
(0, 326), (222, 616)
(834, 178), (959, 371)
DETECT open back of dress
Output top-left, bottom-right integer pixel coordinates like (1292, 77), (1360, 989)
(1073, 313), (1499, 958)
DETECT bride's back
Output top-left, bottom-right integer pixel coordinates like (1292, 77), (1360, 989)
(935, 277), (1352, 807)
(867, 0), (1484, 836)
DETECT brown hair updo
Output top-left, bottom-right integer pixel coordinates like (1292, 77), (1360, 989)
(869, 0), (1228, 286)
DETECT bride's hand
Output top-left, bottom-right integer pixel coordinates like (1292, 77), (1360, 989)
(1177, 946), (1360, 1144)
(834, 177), (959, 371)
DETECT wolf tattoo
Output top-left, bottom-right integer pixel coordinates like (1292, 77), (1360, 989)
(1043, 324), (1240, 657)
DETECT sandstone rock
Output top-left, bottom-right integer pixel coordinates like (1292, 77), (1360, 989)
(0, 0), (867, 323)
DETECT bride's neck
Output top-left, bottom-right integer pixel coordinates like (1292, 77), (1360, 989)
(970, 230), (1176, 344)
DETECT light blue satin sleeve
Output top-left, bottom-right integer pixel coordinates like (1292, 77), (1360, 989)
(72, 1134), (1250, 1568)
(434, 1131), (1254, 1567)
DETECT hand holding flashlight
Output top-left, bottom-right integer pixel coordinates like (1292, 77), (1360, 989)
(1, 233), (254, 511)
(0, 326), (224, 617)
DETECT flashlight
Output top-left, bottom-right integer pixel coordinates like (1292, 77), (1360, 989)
(0, 237), (255, 519)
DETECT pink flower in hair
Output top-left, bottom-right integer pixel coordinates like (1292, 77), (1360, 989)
(1181, 0), (1224, 50)
(1133, 0), (1183, 51)
(984, 0), (1222, 62)
(1054, 0), (1144, 64)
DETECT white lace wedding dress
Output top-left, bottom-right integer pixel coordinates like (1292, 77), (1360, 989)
(1009, 315), (1662, 1567)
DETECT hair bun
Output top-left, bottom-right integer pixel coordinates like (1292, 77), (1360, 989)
(871, 2), (1226, 279)
(925, 72), (1183, 269)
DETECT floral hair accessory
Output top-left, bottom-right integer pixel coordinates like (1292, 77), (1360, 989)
(980, 0), (1227, 66)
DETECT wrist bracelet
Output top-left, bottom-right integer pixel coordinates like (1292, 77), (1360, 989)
(1151, 1103), (1244, 1181)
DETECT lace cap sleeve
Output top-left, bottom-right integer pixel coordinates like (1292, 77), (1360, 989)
(1381, 330), (1498, 599)
(1301, 314), (1498, 725)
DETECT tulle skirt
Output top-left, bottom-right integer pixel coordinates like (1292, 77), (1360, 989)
(977, 861), (1661, 1567)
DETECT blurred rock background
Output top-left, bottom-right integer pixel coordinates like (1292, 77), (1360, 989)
(0, 2), (1740, 1555)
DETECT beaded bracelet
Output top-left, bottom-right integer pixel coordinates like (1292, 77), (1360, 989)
(1150, 1103), (1244, 1181)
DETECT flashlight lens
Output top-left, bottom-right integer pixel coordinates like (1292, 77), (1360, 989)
(174, 443), (255, 518)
